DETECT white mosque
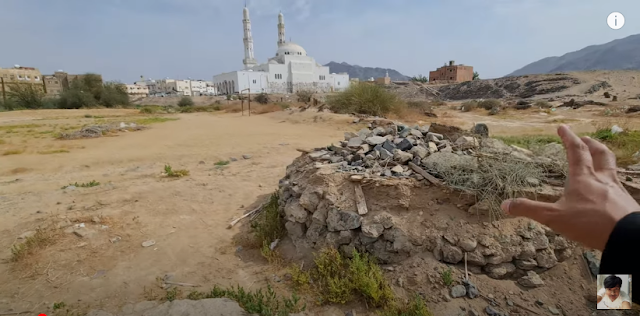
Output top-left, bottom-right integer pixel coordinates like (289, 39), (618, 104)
(212, 7), (350, 95)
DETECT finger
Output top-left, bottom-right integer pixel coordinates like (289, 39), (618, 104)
(580, 136), (617, 172)
(501, 198), (559, 225)
(557, 125), (593, 175)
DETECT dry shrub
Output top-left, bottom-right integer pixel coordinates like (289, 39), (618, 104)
(434, 154), (544, 221)
(255, 93), (270, 105)
(478, 99), (501, 110)
(327, 83), (405, 117)
(460, 100), (477, 112)
(11, 228), (59, 262)
(252, 104), (283, 114)
(534, 100), (552, 108)
(296, 90), (314, 103)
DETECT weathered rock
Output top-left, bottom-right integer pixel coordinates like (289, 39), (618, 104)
(451, 285), (467, 298)
(518, 270), (545, 288)
(312, 201), (329, 224)
(539, 143), (565, 161)
(531, 233), (549, 250)
(285, 199), (308, 223)
(427, 142), (438, 153)
(426, 132), (444, 141)
(305, 222), (326, 242)
(73, 227), (96, 239)
(510, 150), (532, 161)
(309, 150), (329, 160)
(458, 238), (477, 252)
(347, 137), (364, 148)
(442, 243), (464, 264)
(393, 150), (413, 164)
(373, 212), (394, 229)
(551, 236), (569, 250)
(326, 209), (362, 231)
(548, 307), (560, 315)
(455, 136), (479, 149)
(326, 230), (355, 247)
(372, 127), (386, 136)
(299, 189), (321, 212)
(391, 165), (404, 174)
(242, 154), (252, 159)
(360, 232), (378, 245)
(555, 248), (572, 262)
(382, 140), (396, 152)
(484, 263), (516, 279)
(535, 248), (558, 268)
(516, 242), (536, 260)
(344, 132), (358, 140)
(285, 221), (306, 239)
(410, 146), (429, 159)
(374, 145), (393, 160)
(514, 258), (537, 270)
(471, 123), (489, 137)
(463, 279), (479, 299)
(467, 248), (486, 266)
(366, 136), (387, 146)
(361, 219), (385, 238)
(358, 128), (372, 139)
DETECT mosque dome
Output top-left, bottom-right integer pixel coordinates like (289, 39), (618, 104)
(275, 42), (307, 57)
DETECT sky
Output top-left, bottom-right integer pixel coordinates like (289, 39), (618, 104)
(1, 0), (638, 82)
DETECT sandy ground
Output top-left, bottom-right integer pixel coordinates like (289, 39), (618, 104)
(0, 105), (638, 315)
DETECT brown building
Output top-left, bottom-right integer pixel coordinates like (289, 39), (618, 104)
(44, 71), (103, 96)
(429, 61), (473, 83)
(0, 66), (45, 95)
(374, 71), (391, 85)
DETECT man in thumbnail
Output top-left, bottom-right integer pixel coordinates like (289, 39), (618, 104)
(597, 275), (631, 309)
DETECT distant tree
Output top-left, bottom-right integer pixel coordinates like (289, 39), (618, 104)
(473, 72), (480, 80)
(410, 75), (428, 83)
(178, 96), (194, 107)
(255, 92), (270, 104)
(6, 83), (45, 109)
(100, 81), (130, 108)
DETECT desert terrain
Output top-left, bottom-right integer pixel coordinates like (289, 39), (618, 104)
(1, 71), (640, 316)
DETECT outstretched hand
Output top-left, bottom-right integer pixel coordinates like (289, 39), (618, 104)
(501, 125), (640, 251)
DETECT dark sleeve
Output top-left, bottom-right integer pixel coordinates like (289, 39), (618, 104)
(599, 212), (640, 305)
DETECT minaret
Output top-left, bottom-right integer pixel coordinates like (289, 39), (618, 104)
(242, 6), (257, 69)
(277, 12), (286, 46)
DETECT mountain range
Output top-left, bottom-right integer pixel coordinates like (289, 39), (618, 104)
(324, 62), (410, 81)
(508, 34), (640, 77)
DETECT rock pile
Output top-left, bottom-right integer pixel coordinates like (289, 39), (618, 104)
(278, 122), (572, 281)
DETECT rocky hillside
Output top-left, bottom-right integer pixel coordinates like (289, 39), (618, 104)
(325, 61), (410, 81)
(436, 74), (581, 100)
(508, 34), (640, 76)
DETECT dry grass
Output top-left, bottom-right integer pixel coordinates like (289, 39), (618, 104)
(251, 103), (286, 115)
(11, 228), (59, 262)
(38, 149), (70, 154)
(3, 149), (25, 155)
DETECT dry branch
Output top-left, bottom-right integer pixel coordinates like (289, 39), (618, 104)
(227, 203), (265, 228)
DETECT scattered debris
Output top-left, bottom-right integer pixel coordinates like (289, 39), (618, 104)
(58, 123), (146, 140)
(228, 202), (266, 228)
(142, 240), (156, 247)
(242, 154), (252, 159)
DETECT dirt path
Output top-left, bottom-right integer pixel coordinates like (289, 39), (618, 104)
(0, 111), (346, 314)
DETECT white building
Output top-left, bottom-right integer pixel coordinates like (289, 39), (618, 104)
(145, 79), (192, 96)
(189, 80), (208, 96)
(213, 7), (349, 95)
(125, 84), (149, 97)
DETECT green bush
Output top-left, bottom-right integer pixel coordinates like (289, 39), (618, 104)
(296, 90), (313, 103)
(5, 83), (45, 109)
(410, 75), (428, 83)
(100, 82), (130, 107)
(57, 88), (98, 109)
(327, 83), (404, 117)
(178, 96), (194, 107)
(255, 93), (270, 105)
(478, 99), (501, 110)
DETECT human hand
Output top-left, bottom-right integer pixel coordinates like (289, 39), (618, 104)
(501, 125), (640, 251)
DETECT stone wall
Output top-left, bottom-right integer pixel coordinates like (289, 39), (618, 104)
(268, 82), (334, 94)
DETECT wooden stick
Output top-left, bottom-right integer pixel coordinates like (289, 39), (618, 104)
(464, 253), (468, 281)
(164, 281), (200, 287)
(228, 203), (265, 229)
(296, 148), (312, 153)
(408, 162), (442, 186)
(354, 184), (368, 215)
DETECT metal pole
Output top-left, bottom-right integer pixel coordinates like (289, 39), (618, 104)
(241, 98), (244, 116)
(1, 78), (5, 103)
(248, 87), (251, 117)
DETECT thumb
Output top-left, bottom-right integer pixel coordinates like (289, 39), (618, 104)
(501, 198), (559, 225)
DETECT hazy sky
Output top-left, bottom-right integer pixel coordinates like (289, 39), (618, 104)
(1, 0), (638, 82)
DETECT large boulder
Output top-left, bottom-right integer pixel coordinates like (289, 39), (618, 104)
(284, 199), (308, 223)
(484, 263), (516, 279)
(518, 271), (545, 288)
(326, 209), (362, 231)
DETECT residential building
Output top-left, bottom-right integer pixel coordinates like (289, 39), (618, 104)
(374, 71), (391, 85)
(0, 65), (44, 95)
(151, 79), (192, 96)
(43, 75), (63, 96)
(126, 84), (150, 97)
(189, 80), (208, 96)
(429, 61), (474, 83)
(43, 71), (104, 96)
(212, 7), (349, 95)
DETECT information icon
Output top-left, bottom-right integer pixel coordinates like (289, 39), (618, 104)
(607, 12), (625, 30)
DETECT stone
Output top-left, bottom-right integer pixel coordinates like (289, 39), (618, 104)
(373, 212), (394, 229)
(299, 190), (321, 212)
(485, 306), (505, 316)
(455, 136), (479, 149)
(344, 132), (358, 140)
(396, 138), (413, 151)
(330, 156), (344, 163)
(451, 285), (467, 298)
(422, 152), (478, 172)
(480, 138), (511, 154)
(514, 258), (537, 270)
(511, 145), (533, 156)
(484, 263), (516, 279)
(518, 271), (545, 288)
(17, 231), (36, 239)
(242, 154), (252, 159)
(467, 249), (486, 266)
(357, 128), (372, 139)
(551, 236), (569, 250)
(471, 123), (489, 137)
(73, 227), (96, 239)
(535, 248), (558, 268)
(306, 222), (327, 242)
(360, 232), (378, 245)
(462, 279), (479, 299)
(458, 238), (477, 252)
(358, 144), (371, 154)
(555, 248), (572, 262)
(372, 127), (386, 136)
(516, 242), (536, 260)
(142, 240), (156, 247)
(531, 233), (549, 250)
(285, 221), (306, 238)
(426, 132), (444, 141)
(442, 243), (464, 264)
(391, 165), (404, 174)
(440, 146), (453, 153)
(468, 310), (479, 316)
(91, 216), (101, 223)
(326, 230), (355, 247)
(548, 307), (561, 315)
(427, 142), (438, 153)
(510, 150), (532, 161)
(347, 137), (364, 148)
(309, 150), (329, 159)
(312, 201), (330, 224)
(410, 146), (429, 159)
(366, 136), (387, 145)
(382, 140), (396, 152)
(361, 219), (385, 238)
(393, 150), (413, 164)
(327, 208), (362, 231)
(284, 199), (308, 223)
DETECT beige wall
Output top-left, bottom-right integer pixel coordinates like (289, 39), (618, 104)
(429, 65), (474, 83)
(0, 67), (45, 94)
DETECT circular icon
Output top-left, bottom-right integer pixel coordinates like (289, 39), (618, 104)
(607, 12), (625, 30)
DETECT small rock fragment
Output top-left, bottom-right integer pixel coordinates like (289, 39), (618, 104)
(451, 285), (467, 298)
(142, 240), (156, 247)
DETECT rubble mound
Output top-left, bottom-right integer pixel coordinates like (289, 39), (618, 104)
(436, 74), (582, 100)
(278, 122), (572, 280)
